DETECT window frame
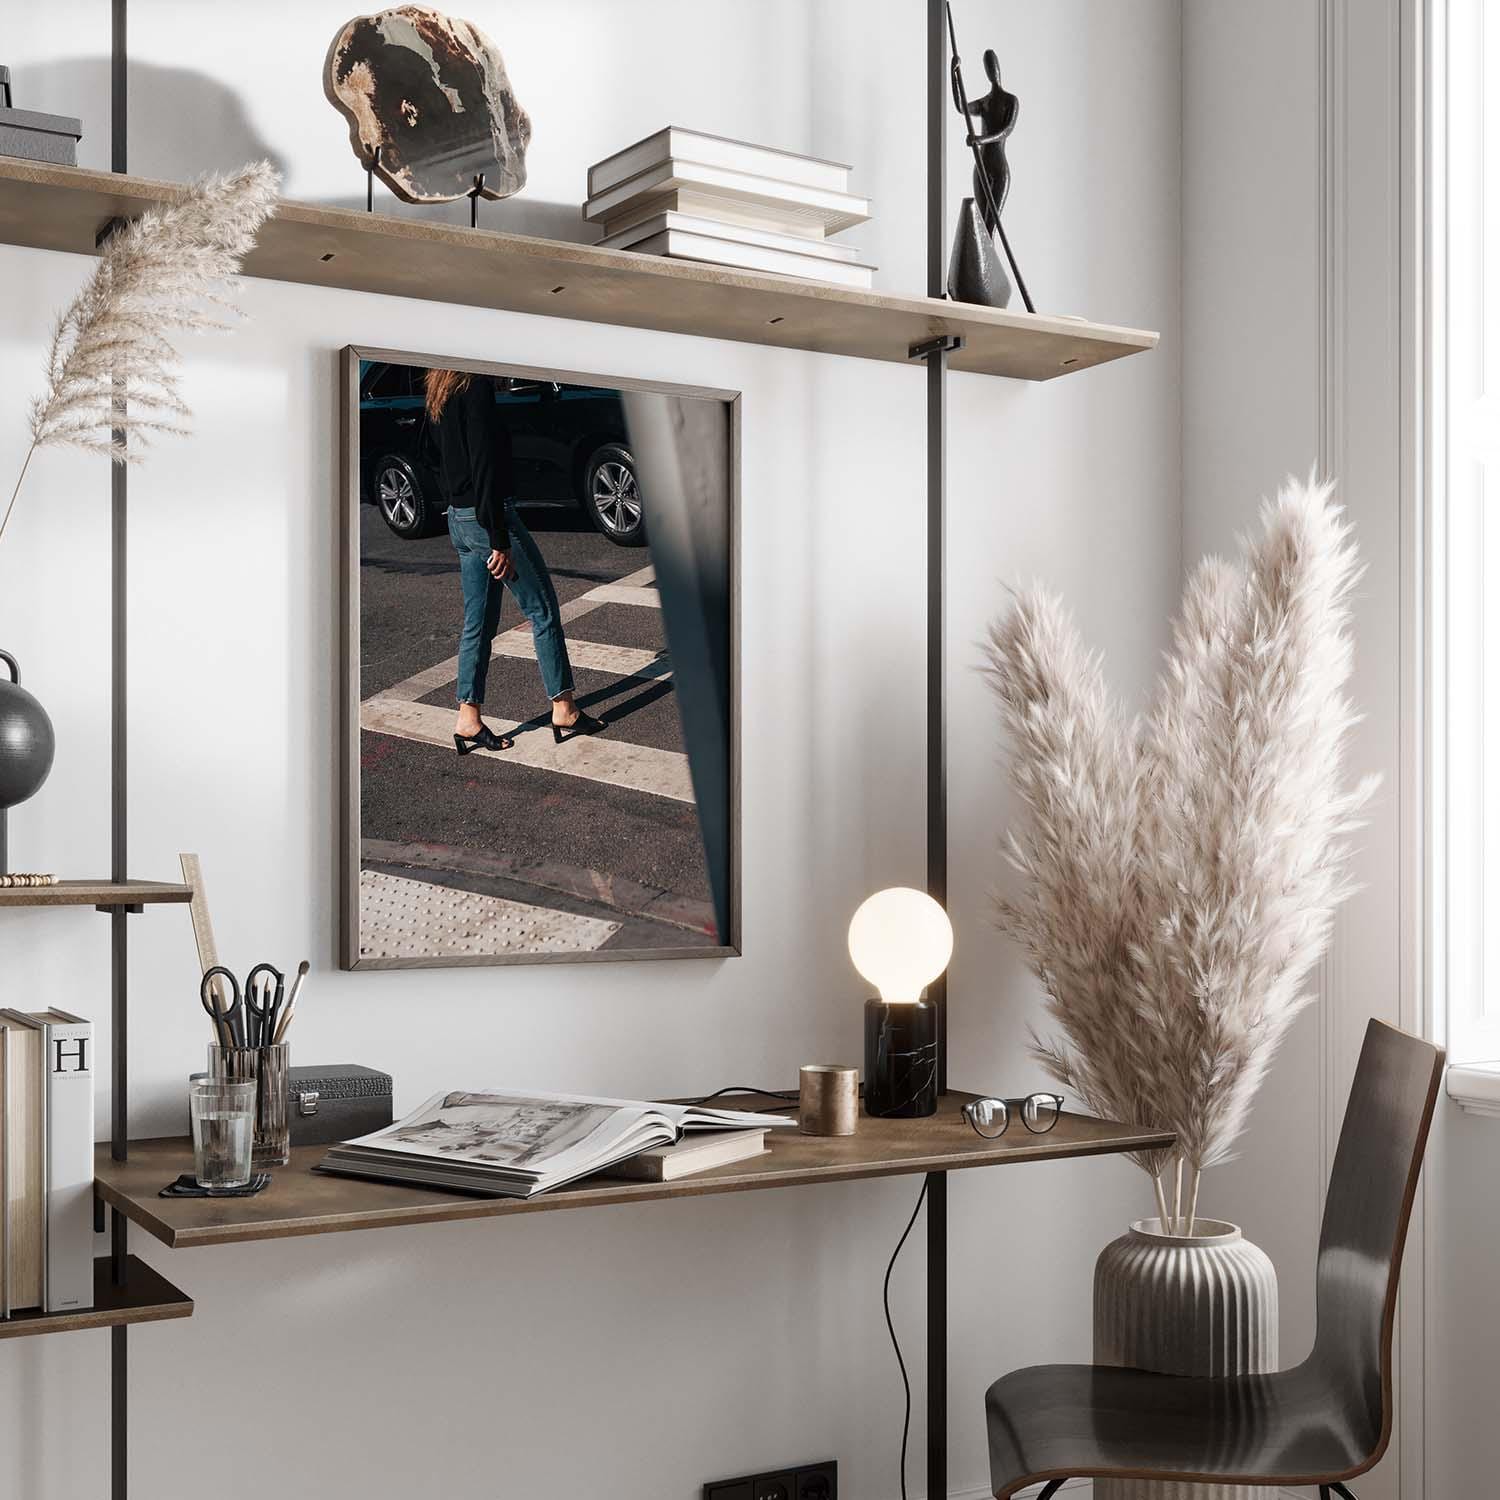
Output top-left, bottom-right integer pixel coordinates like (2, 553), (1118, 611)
(1433, 0), (1500, 1098)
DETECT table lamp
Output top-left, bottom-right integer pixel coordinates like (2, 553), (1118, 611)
(849, 887), (952, 1118)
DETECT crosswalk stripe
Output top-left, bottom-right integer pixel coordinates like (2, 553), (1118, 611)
(358, 869), (620, 959)
(610, 565), (657, 589)
(492, 634), (671, 681)
(583, 583), (661, 609)
(360, 695), (695, 802)
(376, 565), (662, 705)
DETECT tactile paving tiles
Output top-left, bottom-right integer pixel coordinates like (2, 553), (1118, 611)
(358, 870), (620, 959)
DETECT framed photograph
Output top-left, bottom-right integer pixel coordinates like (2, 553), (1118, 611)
(339, 346), (739, 969)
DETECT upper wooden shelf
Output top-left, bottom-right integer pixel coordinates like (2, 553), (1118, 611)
(0, 159), (1158, 382)
(94, 1092), (1174, 1250)
(0, 879), (192, 909)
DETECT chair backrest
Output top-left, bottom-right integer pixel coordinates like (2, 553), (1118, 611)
(1311, 1019), (1444, 1460)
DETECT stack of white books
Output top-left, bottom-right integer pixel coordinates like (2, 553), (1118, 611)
(584, 127), (873, 291)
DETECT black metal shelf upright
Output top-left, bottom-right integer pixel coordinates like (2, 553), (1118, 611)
(93, 3), (957, 1496)
(923, 4), (951, 1496)
(109, 1), (132, 1495)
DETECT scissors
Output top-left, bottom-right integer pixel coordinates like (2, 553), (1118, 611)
(200, 966), (246, 1049)
(244, 962), (285, 1047)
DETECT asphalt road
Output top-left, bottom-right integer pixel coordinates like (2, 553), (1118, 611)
(357, 498), (720, 956)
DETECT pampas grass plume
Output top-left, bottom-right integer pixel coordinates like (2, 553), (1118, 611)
(2, 161), (280, 545)
(983, 475), (1375, 1230)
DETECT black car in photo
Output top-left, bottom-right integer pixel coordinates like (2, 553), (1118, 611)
(358, 361), (645, 546)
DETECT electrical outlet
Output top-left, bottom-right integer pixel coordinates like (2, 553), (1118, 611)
(795, 1461), (836, 1500)
(753, 1473), (794, 1500)
(704, 1460), (836, 1500)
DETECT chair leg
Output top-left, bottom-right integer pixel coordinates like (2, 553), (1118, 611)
(1036, 1482), (1068, 1500)
(1321, 1486), (1358, 1500)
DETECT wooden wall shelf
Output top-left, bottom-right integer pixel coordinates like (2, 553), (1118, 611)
(0, 879), (192, 909)
(94, 1094), (1174, 1251)
(0, 159), (1159, 382)
(0, 1257), (192, 1340)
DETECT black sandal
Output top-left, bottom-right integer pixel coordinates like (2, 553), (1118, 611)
(551, 710), (605, 744)
(454, 723), (514, 755)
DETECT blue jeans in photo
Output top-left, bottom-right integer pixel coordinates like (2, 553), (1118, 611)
(448, 504), (576, 707)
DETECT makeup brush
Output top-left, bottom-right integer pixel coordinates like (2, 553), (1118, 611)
(272, 960), (310, 1044)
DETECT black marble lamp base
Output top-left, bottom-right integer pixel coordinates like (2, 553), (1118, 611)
(864, 999), (939, 1118)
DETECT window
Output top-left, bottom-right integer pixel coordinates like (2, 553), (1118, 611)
(1434, 0), (1500, 1077)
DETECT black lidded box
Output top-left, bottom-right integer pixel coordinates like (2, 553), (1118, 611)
(0, 68), (83, 166)
(287, 1065), (393, 1148)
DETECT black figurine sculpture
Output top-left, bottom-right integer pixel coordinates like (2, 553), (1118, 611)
(946, 7), (1034, 312)
(961, 49), (1017, 232)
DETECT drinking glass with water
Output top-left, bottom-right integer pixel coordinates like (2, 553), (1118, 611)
(189, 1078), (256, 1189)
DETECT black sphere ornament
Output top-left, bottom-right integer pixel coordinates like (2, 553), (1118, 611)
(0, 651), (57, 874)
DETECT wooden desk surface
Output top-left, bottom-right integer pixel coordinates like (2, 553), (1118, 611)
(95, 1092), (1172, 1251)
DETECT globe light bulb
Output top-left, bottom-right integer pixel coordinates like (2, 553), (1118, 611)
(847, 887), (953, 1003)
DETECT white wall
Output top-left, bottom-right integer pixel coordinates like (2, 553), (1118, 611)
(0, 4), (1182, 1498)
(1180, 0), (1328, 1394)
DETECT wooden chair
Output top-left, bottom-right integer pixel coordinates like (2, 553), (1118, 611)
(984, 1019), (1444, 1500)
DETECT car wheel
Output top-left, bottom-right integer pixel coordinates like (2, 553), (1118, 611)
(375, 455), (438, 539)
(582, 444), (645, 547)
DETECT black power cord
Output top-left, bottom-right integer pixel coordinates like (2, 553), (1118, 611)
(684, 1085), (798, 1107)
(690, 1085), (927, 1500)
(884, 1176), (930, 1500)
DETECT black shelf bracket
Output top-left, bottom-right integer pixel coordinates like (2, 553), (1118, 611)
(909, 334), (965, 362)
(94, 214), (130, 249)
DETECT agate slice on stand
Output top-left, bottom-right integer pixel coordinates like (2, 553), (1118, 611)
(325, 6), (531, 203)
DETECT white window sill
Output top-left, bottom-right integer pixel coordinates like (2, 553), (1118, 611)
(1447, 1062), (1500, 1117)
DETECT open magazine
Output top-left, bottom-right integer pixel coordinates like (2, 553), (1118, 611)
(315, 1089), (795, 1199)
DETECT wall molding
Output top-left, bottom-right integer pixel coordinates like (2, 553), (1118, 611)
(1317, 2), (1430, 1499)
(1315, 0), (1348, 1212)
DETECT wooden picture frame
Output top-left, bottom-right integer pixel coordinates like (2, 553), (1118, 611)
(339, 344), (741, 970)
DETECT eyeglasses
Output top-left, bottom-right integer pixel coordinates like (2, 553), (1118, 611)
(962, 1093), (1064, 1139)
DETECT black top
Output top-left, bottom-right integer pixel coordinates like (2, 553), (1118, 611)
(433, 375), (513, 552)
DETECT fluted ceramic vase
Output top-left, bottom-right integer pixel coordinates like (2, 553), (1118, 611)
(1094, 1218), (1277, 1500)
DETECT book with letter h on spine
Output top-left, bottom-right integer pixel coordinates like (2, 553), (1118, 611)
(0, 1009), (93, 1317)
(316, 1090), (792, 1199)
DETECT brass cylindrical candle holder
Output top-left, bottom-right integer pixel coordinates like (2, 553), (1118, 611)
(799, 1064), (859, 1136)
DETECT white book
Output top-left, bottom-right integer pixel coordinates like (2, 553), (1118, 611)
(589, 127), (850, 198)
(599, 1128), (769, 1182)
(583, 159), (871, 237)
(599, 189), (839, 242)
(35, 1010), (93, 1314)
(617, 230), (876, 291)
(598, 211), (863, 263)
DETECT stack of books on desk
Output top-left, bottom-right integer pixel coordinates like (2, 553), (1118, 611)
(0, 1009), (94, 1317)
(584, 127), (874, 291)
